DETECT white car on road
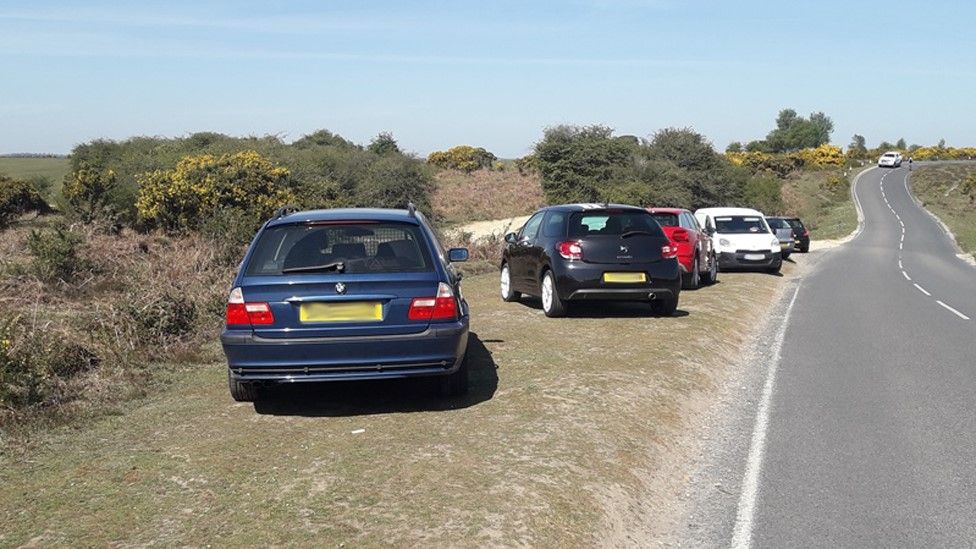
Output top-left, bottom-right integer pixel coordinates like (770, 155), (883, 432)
(694, 207), (782, 274)
(878, 151), (903, 168)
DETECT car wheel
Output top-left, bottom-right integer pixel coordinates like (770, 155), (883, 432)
(540, 270), (568, 318)
(702, 253), (718, 284)
(650, 296), (679, 317)
(228, 370), (260, 402)
(800, 244), (809, 253)
(683, 257), (700, 290)
(500, 263), (521, 302)
(439, 354), (469, 397)
(767, 262), (782, 274)
(782, 250), (791, 260)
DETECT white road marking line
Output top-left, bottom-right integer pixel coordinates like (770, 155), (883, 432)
(901, 234), (905, 242)
(899, 242), (903, 250)
(936, 300), (971, 320)
(898, 259), (903, 269)
(913, 283), (931, 296)
(731, 284), (802, 549)
(902, 271), (911, 281)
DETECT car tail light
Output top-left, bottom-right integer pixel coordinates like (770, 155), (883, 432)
(671, 228), (690, 242)
(802, 228), (810, 237)
(225, 287), (275, 326)
(557, 241), (583, 261)
(662, 244), (679, 259)
(408, 283), (458, 321)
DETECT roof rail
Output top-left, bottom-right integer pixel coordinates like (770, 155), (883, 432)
(407, 202), (417, 217)
(273, 205), (300, 219)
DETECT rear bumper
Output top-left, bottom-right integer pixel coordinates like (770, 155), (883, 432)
(553, 260), (681, 302)
(221, 319), (468, 383)
(717, 251), (782, 270)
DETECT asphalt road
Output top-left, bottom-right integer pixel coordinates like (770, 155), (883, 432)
(736, 165), (976, 547)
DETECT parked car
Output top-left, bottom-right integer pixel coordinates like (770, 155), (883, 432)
(220, 206), (471, 402)
(500, 204), (682, 317)
(694, 207), (782, 274)
(764, 216), (795, 260)
(878, 151), (903, 168)
(782, 216), (810, 252)
(647, 207), (718, 289)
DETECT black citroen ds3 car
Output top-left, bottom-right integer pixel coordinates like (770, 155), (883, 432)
(499, 204), (681, 317)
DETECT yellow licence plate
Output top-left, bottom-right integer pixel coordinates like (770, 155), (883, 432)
(299, 302), (383, 323)
(603, 272), (647, 283)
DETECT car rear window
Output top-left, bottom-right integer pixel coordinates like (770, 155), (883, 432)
(785, 218), (804, 229)
(714, 216), (768, 234)
(244, 222), (433, 275)
(568, 211), (664, 238)
(766, 218), (790, 229)
(651, 212), (679, 227)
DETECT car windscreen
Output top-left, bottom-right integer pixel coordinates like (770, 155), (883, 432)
(650, 213), (679, 227)
(714, 216), (768, 234)
(568, 210), (665, 238)
(244, 222), (433, 275)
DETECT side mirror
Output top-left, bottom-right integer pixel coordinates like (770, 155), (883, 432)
(504, 232), (518, 245)
(447, 248), (469, 263)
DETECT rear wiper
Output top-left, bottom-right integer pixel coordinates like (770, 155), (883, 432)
(621, 230), (656, 238)
(281, 261), (345, 274)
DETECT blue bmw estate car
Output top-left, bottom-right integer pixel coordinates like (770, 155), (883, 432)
(220, 206), (470, 402)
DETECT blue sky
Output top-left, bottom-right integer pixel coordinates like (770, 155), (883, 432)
(2, 0), (974, 157)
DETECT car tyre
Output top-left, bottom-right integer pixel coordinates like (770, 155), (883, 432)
(767, 261), (782, 274)
(782, 250), (791, 260)
(500, 263), (521, 302)
(540, 270), (568, 318)
(439, 354), (469, 397)
(650, 296), (679, 317)
(701, 253), (718, 285)
(800, 244), (809, 253)
(683, 257), (701, 290)
(228, 370), (260, 402)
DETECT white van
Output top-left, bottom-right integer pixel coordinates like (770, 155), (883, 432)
(694, 207), (782, 273)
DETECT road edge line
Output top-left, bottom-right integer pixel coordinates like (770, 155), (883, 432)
(730, 282), (802, 549)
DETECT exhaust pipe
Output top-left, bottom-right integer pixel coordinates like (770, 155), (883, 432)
(648, 292), (657, 300)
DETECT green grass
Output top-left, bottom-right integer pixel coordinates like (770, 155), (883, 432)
(909, 164), (976, 256)
(0, 157), (70, 198)
(0, 265), (794, 546)
(781, 165), (864, 240)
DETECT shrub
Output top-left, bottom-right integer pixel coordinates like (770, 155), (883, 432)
(123, 291), (198, 349)
(367, 132), (401, 155)
(0, 176), (50, 227)
(0, 315), (99, 409)
(356, 155), (434, 213)
(796, 144), (846, 167)
(534, 125), (634, 203)
(136, 150), (294, 232)
(62, 163), (119, 221)
(514, 154), (538, 175)
(27, 226), (92, 283)
(427, 146), (498, 173)
(743, 177), (784, 214)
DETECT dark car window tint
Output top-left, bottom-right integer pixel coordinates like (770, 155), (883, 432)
(569, 211), (665, 238)
(519, 212), (545, 240)
(542, 211), (567, 238)
(714, 216), (768, 234)
(652, 213), (679, 227)
(786, 219), (804, 229)
(244, 222), (433, 275)
(767, 218), (791, 229)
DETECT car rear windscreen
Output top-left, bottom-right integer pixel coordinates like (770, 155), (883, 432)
(569, 211), (665, 238)
(244, 222), (433, 275)
(714, 216), (768, 234)
(650, 213), (679, 227)
(766, 218), (790, 229)
(785, 218), (804, 229)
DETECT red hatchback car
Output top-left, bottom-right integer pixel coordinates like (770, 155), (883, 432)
(647, 207), (718, 289)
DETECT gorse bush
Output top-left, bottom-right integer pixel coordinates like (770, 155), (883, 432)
(0, 314), (99, 410)
(27, 226), (92, 283)
(427, 146), (498, 173)
(62, 163), (118, 222)
(0, 176), (50, 227)
(136, 150), (294, 232)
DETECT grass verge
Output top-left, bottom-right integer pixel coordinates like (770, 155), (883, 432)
(432, 168), (544, 227)
(909, 163), (976, 256)
(780, 165), (863, 240)
(1, 262), (794, 546)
